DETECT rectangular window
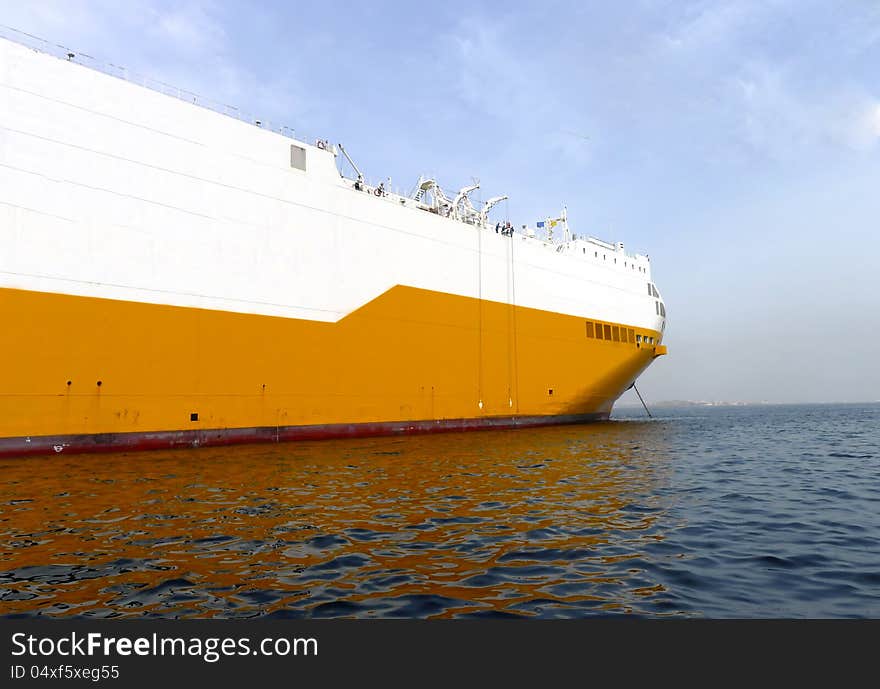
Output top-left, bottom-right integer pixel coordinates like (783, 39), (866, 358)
(636, 334), (642, 344)
(290, 144), (307, 170)
(603, 324), (612, 340)
(612, 326), (620, 342)
(585, 321), (595, 338)
(647, 283), (652, 295)
(659, 303), (666, 317)
(653, 286), (660, 298)
(656, 301), (660, 315)
(628, 328), (635, 343)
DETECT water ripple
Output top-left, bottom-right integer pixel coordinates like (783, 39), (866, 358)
(1, 403), (879, 617)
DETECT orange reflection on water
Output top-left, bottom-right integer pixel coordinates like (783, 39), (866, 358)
(0, 422), (675, 618)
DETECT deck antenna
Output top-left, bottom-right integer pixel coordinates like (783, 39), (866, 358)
(630, 382), (653, 418)
(337, 143), (364, 189)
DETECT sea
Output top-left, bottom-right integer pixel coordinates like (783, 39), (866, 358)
(1, 403), (878, 619)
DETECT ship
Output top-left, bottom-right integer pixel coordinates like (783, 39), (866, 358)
(0, 30), (666, 458)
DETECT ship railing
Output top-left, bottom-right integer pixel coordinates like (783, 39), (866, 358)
(0, 24), (317, 147)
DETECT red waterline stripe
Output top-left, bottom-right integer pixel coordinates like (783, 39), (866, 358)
(0, 413), (609, 459)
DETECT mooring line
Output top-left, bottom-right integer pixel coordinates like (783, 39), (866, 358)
(632, 382), (653, 418)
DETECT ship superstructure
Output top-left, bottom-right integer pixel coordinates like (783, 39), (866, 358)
(0, 30), (666, 457)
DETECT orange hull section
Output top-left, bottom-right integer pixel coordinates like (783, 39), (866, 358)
(0, 285), (662, 456)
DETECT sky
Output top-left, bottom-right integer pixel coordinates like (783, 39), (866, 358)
(2, 0), (879, 403)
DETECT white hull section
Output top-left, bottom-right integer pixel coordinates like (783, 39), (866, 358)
(0, 38), (664, 333)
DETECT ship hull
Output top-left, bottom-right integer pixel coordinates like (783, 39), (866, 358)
(0, 36), (667, 458)
(0, 284), (661, 458)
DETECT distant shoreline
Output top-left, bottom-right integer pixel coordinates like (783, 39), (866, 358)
(615, 400), (880, 409)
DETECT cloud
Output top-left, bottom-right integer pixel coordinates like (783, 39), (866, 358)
(442, 19), (595, 168)
(730, 61), (880, 157)
(1, 1), (319, 137)
(150, 2), (226, 54)
(2, 1), (232, 81)
(659, 0), (759, 52)
(869, 103), (880, 138)
(631, 1), (880, 161)
(438, 1), (880, 172)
